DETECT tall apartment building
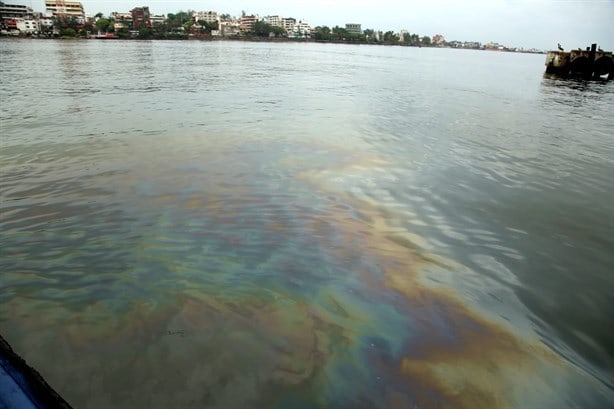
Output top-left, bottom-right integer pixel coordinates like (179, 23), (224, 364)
(0, 1), (38, 33)
(0, 2), (34, 20)
(282, 17), (296, 34)
(44, 1), (85, 22)
(131, 6), (151, 30)
(296, 20), (311, 35)
(239, 15), (257, 33)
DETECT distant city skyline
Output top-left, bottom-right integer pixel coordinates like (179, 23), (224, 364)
(7, 0), (614, 50)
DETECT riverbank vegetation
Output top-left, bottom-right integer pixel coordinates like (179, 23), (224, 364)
(4, 8), (536, 52)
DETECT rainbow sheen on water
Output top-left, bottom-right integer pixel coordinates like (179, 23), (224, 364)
(1, 39), (613, 408)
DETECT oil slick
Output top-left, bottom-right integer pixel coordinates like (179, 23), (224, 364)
(298, 148), (602, 408)
(0, 137), (610, 408)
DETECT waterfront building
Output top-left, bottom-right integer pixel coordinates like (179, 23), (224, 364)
(345, 23), (361, 35)
(39, 13), (53, 28)
(220, 20), (240, 36)
(461, 41), (481, 49)
(0, 2), (34, 20)
(296, 20), (311, 37)
(150, 14), (165, 26)
(239, 15), (257, 33)
(131, 6), (151, 30)
(282, 17), (296, 35)
(193, 11), (219, 25)
(44, 1), (85, 23)
(0, 1), (38, 33)
(264, 15), (282, 27)
(485, 41), (504, 50)
(111, 12), (132, 21)
(16, 18), (38, 32)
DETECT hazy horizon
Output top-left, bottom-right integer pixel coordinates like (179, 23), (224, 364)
(7, 0), (614, 50)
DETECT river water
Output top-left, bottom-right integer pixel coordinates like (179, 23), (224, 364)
(1, 39), (613, 408)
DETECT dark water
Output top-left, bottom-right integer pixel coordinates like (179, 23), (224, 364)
(1, 39), (613, 408)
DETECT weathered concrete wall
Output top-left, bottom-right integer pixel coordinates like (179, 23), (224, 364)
(545, 46), (613, 80)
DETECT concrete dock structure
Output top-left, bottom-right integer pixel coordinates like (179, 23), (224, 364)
(545, 44), (613, 80)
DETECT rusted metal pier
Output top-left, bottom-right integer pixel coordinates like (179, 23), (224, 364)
(545, 43), (613, 80)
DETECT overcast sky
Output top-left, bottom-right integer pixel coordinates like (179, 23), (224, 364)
(13, 0), (614, 49)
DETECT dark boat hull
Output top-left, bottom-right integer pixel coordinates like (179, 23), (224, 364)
(0, 334), (72, 409)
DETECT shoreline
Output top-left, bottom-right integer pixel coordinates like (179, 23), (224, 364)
(0, 35), (547, 54)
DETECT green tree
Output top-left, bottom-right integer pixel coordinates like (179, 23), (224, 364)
(138, 27), (153, 39)
(364, 29), (378, 43)
(82, 21), (94, 33)
(421, 36), (431, 46)
(196, 19), (206, 33)
(329, 26), (365, 42)
(197, 20), (218, 34)
(60, 28), (76, 37)
(54, 15), (79, 30)
(252, 20), (274, 37)
(166, 11), (191, 28)
(272, 26), (285, 37)
(95, 18), (110, 33)
(313, 26), (331, 41)
(116, 27), (130, 39)
(383, 31), (399, 43)
(331, 26), (349, 40)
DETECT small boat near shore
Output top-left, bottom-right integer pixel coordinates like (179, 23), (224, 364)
(95, 33), (118, 39)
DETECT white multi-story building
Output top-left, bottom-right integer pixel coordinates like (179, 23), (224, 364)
(193, 11), (219, 25)
(45, 1), (85, 23)
(264, 15), (282, 27)
(0, 2), (45, 33)
(16, 18), (39, 33)
(0, 2), (34, 20)
(220, 20), (240, 36)
(345, 23), (361, 35)
(150, 14), (165, 26)
(282, 17), (295, 35)
(111, 12), (132, 21)
(296, 20), (311, 37)
(39, 13), (54, 28)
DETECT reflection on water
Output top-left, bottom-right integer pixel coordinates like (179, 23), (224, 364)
(1, 39), (613, 408)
